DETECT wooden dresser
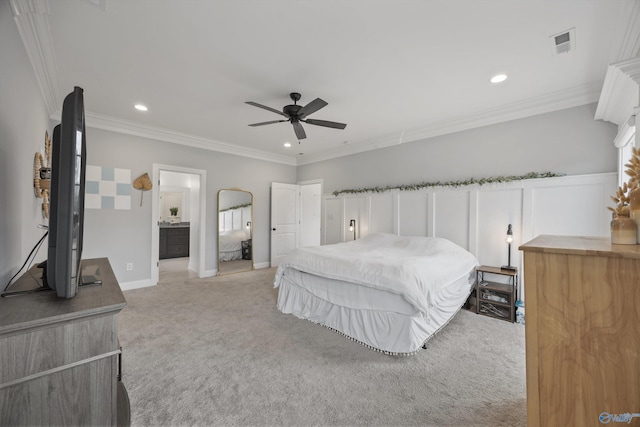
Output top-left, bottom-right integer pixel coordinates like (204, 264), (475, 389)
(0, 258), (128, 425)
(519, 235), (640, 427)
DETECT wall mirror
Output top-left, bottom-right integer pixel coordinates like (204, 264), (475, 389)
(218, 188), (253, 275)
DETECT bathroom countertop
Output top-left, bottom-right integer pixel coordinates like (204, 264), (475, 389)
(159, 222), (190, 228)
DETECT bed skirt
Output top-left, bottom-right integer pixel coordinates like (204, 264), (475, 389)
(276, 269), (475, 355)
(219, 249), (242, 262)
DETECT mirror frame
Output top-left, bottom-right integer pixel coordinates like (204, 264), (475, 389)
(217, 188), (254, 275)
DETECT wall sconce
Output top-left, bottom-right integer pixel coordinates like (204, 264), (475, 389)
(246, 221), (252, 235)
(349, 219), (356, 240)
(501, 224), (516, 271)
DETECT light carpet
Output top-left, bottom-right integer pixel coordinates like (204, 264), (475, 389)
(118, 264), (527, 426)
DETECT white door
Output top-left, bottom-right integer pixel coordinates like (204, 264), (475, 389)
(270, 182), (300, 267)
(299, 182), (321, 247)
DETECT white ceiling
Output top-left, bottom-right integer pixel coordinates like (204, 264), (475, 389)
(14, 0), (633, 165)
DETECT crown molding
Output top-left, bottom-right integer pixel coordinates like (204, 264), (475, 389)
(73, 112), (297, 166)
(298, 82), (601, 166)
(594, 1), (640, 128)
(594, 56), (640, 126)
(9, 0), (61, 115)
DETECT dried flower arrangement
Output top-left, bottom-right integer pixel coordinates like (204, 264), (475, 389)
(608, 182), (634, 217)
(609, 147), (640, 217)
(625, 147), (640, 188)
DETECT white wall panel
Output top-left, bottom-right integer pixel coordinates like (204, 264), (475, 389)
(323, 197), (343, 245)
(344, 196), (367, 241)
(530, 184), (609, 238)
(434, 191), (470, 250)
(476, 189), (523, 269)
(369, 194), (395, 235)
(398, 192), (429, 237)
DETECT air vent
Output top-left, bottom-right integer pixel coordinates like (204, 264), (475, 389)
(550, 28), (575, 55)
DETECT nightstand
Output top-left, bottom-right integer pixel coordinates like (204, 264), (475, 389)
(241, 239), (252, 260)
(475, 265), (518, 322)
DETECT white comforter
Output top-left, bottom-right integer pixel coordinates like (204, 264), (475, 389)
(219, 229), (248, 252)
(274, 233), (478, 314)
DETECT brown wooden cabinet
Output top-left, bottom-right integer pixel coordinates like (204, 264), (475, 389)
(520, 235), (640, 427)
(0, 258), (128, 426)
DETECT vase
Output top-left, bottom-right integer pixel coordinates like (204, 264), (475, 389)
(610, 214), (637, 244)
(629, 187), (640, 243)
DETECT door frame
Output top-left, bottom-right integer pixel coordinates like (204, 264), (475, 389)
(151, 163), (207, 285)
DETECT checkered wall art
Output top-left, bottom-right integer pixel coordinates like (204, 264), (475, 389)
(85, 165), (131, 210)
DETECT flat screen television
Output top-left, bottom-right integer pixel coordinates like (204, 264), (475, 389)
(47, 86), (87, 298)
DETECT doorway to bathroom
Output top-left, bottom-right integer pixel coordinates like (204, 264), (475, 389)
(150, 164), (206, 285)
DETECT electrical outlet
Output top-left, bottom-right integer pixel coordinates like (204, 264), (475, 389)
(126, 262), (133, 271)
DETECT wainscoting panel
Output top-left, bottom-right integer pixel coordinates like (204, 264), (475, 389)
(528, 183), (610, 240)
(398, 192), (429, 237)
(369, 194), (395, 235)
(476, 188), (523, 269)
(322, 173), (617, 298)
(322, 197), (343, 245)
(344, 196), (368, 242)
(433, 190), (471, 251)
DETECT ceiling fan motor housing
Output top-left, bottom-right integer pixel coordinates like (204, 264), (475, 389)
(283, 104), (302, 117)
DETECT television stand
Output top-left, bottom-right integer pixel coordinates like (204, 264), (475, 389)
(0, 258), (128, 425)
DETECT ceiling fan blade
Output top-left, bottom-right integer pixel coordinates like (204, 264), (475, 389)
(297, 98), (328, 119)
(245, 101), (288, 117)
(292, 121), (307, 140)
(248, 120), (287, 127)
(303, 118), (347, 130)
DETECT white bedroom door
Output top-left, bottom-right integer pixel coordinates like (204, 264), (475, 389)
(270, 182), (300, 267)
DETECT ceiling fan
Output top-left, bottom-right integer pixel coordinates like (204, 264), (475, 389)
(246, 92), (347, 140)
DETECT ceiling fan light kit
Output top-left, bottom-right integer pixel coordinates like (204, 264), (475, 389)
(246, 92), (347, 141)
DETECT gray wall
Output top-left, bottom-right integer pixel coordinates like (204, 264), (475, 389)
(297, 104), (618, 195)
(83, 128), (295, 282)
(0, 0), (52, 286)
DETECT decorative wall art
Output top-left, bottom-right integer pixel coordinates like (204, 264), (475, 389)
(33, 131), (52, 218)
(85, 165), (131, 210)
(133, 172), (153, 206)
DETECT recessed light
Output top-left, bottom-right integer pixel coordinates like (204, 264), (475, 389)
(490, 74), (508, 84)
(134, 104), (148, 111)
(283, 142), (292, 148)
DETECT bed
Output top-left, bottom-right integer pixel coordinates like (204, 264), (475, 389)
(219, 229), (249, 261)
(274, 233), (479, 355)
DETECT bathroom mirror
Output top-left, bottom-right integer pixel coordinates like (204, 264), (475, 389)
(218, 188), (253, 275)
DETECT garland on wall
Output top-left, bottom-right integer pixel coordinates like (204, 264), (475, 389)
(331, 171), (565, 197)
(220, 203), (251, 212)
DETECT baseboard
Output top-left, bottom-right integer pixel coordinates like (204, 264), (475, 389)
(253, 262), (271, 269)
(120, 264), (269, 290)
(119, 279), (154, 291)
(202, 269), (217, 277)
